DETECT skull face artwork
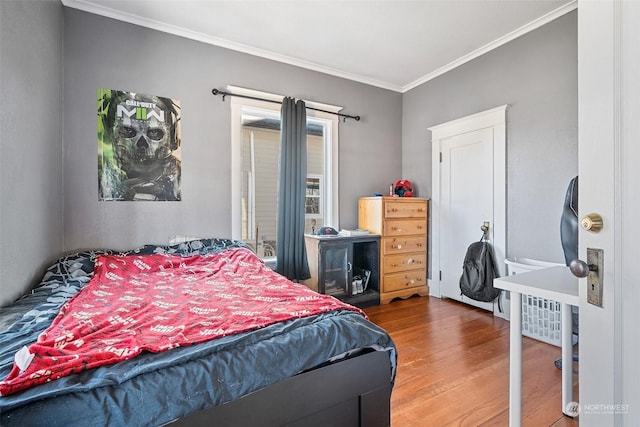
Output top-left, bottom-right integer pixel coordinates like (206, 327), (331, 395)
(98, 89), (182, 201)
(113, 110), (173, 177)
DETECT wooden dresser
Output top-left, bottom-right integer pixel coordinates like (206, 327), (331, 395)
(358, 197), (429, 304)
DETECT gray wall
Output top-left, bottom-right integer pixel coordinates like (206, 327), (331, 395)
(0, 4), (576, 306)
(63, 8), (402, 252)
(402, 11), (578, 263)
(0, 0), (64, 306)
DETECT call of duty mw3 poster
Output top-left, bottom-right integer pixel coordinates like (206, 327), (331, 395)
(98, 88), (182, 201)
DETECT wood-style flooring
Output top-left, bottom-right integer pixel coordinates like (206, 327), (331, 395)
(364, 296), (579, 426)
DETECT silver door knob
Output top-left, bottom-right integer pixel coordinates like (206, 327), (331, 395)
(569, 258), (597, 278)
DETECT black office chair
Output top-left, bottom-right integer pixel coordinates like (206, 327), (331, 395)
(561, 176), (579, 266)
(556, 176), (579, 368)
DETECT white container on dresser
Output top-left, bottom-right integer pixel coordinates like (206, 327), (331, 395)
(358, 197), (429, 304)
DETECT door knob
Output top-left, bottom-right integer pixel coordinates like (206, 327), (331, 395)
(581, 213), (603, 232)
(570, 248), (604, 307)
(569, 259), (595, 278)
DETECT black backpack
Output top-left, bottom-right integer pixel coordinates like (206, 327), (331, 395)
(459, 241), (501, 303)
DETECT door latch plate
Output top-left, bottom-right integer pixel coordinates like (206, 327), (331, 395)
(587, 247), (604, 307)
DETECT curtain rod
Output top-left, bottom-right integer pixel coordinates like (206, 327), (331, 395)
(211, 88), (360, 122)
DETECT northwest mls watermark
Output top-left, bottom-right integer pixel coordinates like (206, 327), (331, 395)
(565, 401), (631, 416)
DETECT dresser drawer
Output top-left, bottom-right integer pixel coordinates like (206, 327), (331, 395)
(384, 253), (426, 273)
(383, 219), (426, 236)
(383, 236), (426, 255)
(384, 201), (427, 219)
(383, 270), (427, 292)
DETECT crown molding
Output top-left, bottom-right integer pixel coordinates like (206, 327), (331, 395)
(62, 0), (576, 94)
(61, 0), (403, 92)
(401, 0), (578, 93)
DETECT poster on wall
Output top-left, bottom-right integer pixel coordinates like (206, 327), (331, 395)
(97, 88), (182, 201)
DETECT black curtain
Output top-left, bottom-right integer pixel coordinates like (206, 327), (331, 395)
(276, 97), (310, 281)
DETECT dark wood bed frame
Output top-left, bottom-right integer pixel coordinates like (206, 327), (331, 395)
(169, 350), (393, 427)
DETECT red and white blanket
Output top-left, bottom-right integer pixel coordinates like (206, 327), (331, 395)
(0, 248), (362, 396)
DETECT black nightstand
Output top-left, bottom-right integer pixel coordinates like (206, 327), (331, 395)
(304, 234), (380, 308)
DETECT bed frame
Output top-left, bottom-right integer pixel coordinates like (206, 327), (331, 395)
(169, 350), (393, 427)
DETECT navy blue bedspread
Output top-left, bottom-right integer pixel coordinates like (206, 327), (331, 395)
(0, 239), (396, 426)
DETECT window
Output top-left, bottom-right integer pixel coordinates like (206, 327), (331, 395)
(230, 87), (340, 259)
(305, 175), (322, 218)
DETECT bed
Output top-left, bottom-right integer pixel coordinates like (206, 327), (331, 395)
(0, 238), (396, 426)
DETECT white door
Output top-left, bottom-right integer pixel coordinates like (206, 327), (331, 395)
(430, 105), (506, 315)
(440, 128), (495, 311)
(578, 1), (639, 423)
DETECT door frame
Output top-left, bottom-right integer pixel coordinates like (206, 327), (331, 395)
(429, 105), (508, 309)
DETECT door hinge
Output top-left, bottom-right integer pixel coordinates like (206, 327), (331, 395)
(439, 152), (443, 163)
(439, 270), (442, 281)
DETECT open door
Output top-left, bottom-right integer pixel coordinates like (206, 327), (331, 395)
(577, 1), (639, 423)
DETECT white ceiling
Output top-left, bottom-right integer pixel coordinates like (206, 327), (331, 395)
(62, 0), (576, 93)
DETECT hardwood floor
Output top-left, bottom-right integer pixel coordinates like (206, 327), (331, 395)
(364, 296), (579, 426)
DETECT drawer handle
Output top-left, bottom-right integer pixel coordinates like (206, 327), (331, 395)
(407, 259), (414, 264)
(391, 208), (398, 212)
(402, 278), (421, 286)
(393, 244), (402, 249)
(391, 263), (398, 267)
(391, 227), (402, 231)
(417, 243), (423, 247)
(417, 225), (423, 230)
